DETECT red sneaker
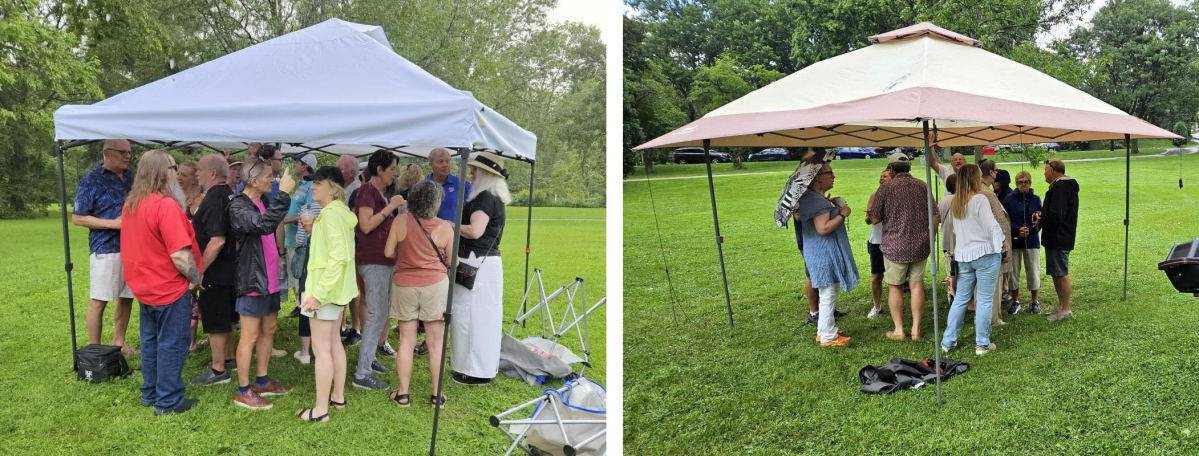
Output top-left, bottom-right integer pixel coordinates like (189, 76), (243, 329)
(252, 379), (293, 396)
(234, 390), (272, 410)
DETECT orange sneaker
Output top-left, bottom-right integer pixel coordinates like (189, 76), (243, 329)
(814, 331), (846, 342)
(819, 335), (852, 346)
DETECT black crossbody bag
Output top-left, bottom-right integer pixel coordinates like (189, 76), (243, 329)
(415, 216), (496, 290)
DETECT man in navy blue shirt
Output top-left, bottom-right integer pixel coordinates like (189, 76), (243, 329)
(426, 147), (471, 223)
(72, 139), (137, 355)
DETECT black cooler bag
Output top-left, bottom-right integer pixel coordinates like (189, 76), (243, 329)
(1159, 239), (1199, 295)
(75, 344), (131, 383)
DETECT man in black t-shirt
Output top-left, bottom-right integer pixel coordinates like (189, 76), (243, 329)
(190, 154), (240, 386)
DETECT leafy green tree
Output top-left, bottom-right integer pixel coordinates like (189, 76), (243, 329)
(1064, 0), (1199, 137)
(0, 0), (102, 218)
(1172, 121), (1191, 147)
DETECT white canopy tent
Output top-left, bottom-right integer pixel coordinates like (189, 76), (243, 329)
(52, 19), (537, 452)
(635, 22), (1179, 405)
(54, 18), (536, 160)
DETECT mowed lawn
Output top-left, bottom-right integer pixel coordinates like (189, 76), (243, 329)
(624, 151), (1199, 454)
(0, 206), (604, 455)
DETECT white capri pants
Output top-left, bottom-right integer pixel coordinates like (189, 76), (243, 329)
(451, 252), (504, 379)
(1010, 248), (1041, 292)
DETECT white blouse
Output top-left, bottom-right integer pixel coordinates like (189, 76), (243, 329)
(951, 193), (1005, 263)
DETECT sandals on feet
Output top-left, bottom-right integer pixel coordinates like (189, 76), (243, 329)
(297, 408), (329, 422)
(390, 391), (411, 408)
(885, 331), (905, 341)
(430, 394), (447, 407)
(329, 399), (347, 409)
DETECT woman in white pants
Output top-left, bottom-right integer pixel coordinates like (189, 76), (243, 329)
(451, 152), (511, 386)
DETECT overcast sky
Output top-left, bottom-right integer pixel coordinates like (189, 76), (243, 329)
(548, 0), (614, 44)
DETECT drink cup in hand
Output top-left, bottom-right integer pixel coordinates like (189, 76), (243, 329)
(830, 196), (846, 208)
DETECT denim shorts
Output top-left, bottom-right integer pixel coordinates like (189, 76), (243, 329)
(1045, 249), (1070, 277)
(235, 292), (281, 318)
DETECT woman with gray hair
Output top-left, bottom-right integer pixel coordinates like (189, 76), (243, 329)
(384, 179), (453, 406)
(450, 152), (511, 386)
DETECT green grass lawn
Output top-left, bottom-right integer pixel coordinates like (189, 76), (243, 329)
(624, 152), (1199, 454)
(0, 206), (604, 454)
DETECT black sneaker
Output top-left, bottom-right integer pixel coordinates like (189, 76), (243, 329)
(833, 309), (847, 318)
(224, 359), (236, 371)
(351, 374), (389, 390)
(414, 341), (429, 355)
(1029, 301), (1042, 314)
(154, 398), (199, 416)
(285, 306), (302, 318)
(371, 360), (389, 373)
(451, 371), (492, 386)
(191, 369), (230, 386)
(806, 313), (818, 325)
(342, 329), (362, 346)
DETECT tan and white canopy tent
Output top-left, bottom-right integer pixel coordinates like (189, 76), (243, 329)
(51, 18), (537, 452)
(635, 22), (1178, 403)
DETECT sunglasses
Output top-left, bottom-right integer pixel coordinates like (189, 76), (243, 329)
(168, 165), (179, 171)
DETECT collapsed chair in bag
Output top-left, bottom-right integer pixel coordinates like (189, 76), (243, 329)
(74, 344), (132, 383)
(858, 358), (969, 394)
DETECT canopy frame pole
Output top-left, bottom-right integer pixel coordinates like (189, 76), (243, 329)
(429, 147), (472, 456)
(56, 140), (84, 370)
(922, 120), (944, 406)
(522, 161), (536, 326)
(702, 139), (734, 328)
(1124, 133), (1131, 300)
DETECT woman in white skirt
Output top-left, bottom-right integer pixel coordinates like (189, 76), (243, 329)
(451, 152), (510, 386)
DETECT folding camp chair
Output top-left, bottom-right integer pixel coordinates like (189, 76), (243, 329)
(491, 376), (607, 456)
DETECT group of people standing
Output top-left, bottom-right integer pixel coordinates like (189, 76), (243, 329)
(74, 140), (512, 418)
(792, 147), (1079, 355)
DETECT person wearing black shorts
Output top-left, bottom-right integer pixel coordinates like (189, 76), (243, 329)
(190, 154), (239, 386)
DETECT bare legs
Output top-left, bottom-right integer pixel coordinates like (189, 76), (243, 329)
(1053, 275), (1072, 313)
(86, 297), (134, 348)
(804, 280), (818, 314)
(886, 282), (924, 339)
(305, 309), (345, 420)
(395, 320), (444, 400)
(870, 273), (883, 310)
(236, 314), (278, 387)
(909, 280), (925, 338)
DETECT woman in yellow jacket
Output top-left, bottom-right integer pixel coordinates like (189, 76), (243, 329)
(297, 167), (359, 422)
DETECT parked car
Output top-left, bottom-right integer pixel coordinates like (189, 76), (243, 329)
(881, 147), (921, 158)
(747, 147), (792, 162)
(1038, 142), (1061, 151)
(982, 145), (1013, 155)
(673, 147), (731, 164)
(834, 147), (882, 159)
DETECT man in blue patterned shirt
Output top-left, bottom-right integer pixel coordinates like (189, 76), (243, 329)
(72, 139), (137, 355)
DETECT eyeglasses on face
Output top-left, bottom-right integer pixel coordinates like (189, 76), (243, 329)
(168, 165), (179, 171)
(104, 148), (133, 156)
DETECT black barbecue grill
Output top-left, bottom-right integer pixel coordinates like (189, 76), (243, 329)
(1159, 239), (1199, 296)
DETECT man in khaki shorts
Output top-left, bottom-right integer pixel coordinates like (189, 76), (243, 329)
(72, 139), (137, 355)
(868, 160), (931, 341)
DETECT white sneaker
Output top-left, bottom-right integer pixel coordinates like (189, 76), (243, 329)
(975, 343), (997, 356)
(293, 351), (311, 365)
(866, 306), (882, 319)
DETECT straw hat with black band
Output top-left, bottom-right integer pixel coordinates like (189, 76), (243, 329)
(468, 152), (509, 180)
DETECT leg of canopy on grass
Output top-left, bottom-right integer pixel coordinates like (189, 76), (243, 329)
(56, 140), (80, 370)
(702, 139), (735, 329)
(922, 121), (943, 406)
(429, 147), (471, 456)
(1124, 133), (1131, 301)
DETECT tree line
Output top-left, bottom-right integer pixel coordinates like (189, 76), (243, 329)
(1, 0), (606, 218)
(623, 0), (1199, 173)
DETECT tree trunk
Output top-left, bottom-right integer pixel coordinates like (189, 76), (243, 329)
(642, 151), (654, 174)
(974, 145), (983, 163)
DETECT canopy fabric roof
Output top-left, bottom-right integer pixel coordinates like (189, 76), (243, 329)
(635, 23), (1178, 150)
(54, 18), (536, 161)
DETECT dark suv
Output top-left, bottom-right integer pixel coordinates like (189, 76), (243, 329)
(673, 147), (731, 164)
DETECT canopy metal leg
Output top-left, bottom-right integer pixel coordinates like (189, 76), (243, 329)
(522, 162), (535, 325)
(429, 147), (471, 455)
(702, 139), (734, 328)
(1124, 133), (1131, 300)
(56, 141), (79, 369)
(922, 121), (943, 406)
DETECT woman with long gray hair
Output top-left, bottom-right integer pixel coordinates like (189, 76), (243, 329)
(450, 152), (511, 386)
(384, 179), (453, 406)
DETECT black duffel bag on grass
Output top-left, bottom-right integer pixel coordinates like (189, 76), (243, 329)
(75, 344), (132, 383)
